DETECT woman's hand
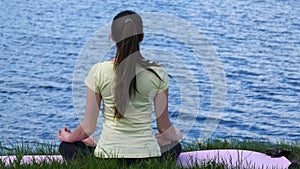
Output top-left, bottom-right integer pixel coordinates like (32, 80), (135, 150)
(82, 137), (98, 147)
(57, 127), (73, 142)
(155, 125), (183, 146)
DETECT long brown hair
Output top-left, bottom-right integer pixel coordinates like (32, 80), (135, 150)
(111, 10), (162, 119)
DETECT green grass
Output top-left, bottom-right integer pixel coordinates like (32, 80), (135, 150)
(1, 139), (300, 169)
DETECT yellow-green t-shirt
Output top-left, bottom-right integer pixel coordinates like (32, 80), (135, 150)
(84, 61), (169, 158)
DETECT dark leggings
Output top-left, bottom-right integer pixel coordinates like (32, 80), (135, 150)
(59, 141), (182, 165)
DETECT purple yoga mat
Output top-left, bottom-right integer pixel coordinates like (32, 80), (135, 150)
(0, 156), (17, 166)
(0, 155), (63, 166)
(177, 149), (291, 168)
(20, 155), (64, 165)
(1, 150), (292, 168)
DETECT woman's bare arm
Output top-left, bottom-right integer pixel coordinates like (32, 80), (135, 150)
(58, 87), (101, 142)
(154, 89), (183, 145)
(154, 89), (172, 133)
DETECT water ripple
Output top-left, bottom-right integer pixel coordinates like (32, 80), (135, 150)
(0, 0), (299, 147)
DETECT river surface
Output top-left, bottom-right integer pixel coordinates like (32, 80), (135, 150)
(0, 0), (299, 148)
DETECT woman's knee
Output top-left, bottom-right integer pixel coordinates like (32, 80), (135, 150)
(160, 142), (182, 160)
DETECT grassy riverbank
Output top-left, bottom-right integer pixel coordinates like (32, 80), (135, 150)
(1, 139), (299, 168)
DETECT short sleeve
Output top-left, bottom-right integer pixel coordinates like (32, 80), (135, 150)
(157, 68), (169, 93)
(84, 64), (101, 93)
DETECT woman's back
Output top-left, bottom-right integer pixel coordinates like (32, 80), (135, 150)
(84, 60), (169, 158)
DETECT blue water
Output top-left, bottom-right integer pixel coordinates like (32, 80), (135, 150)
(0, 0), (299, 147)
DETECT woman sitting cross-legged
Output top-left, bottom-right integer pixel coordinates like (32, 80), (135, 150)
(57, 10), (183, 166)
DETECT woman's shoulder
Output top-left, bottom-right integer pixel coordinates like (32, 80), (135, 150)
(92, 60), (114, 69)
(87, 61), (114, 76)
(137, 61), (169, 82)
(149, 63), (168, 74)
(97, 60), (114, 65)
(139, 59), (166, 71)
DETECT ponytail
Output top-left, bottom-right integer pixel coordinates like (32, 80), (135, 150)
(112, 11), (163, 119)
(113, 20), (140, 119)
